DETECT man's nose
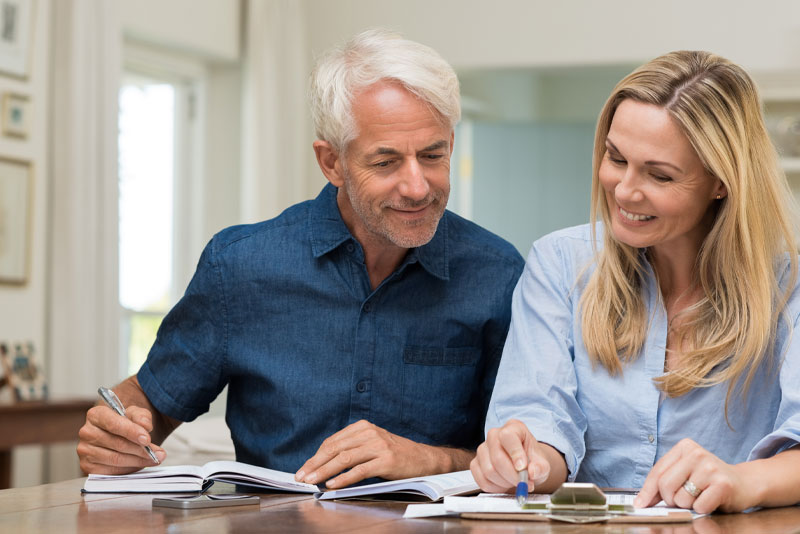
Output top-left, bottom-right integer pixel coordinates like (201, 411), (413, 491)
(397, 159), (430, 200)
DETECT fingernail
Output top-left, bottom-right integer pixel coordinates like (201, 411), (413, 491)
(326, 478), (337, 489)
(138, 435), (149, 445)
(514, 459), (526, 470)
(295, 470), (305, 481)
(306, 472), (317, 484)
(633, 496), (642, 508)
(156, 451), (166, 461)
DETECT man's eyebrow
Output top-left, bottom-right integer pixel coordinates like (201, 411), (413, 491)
(369, 140), (449, 157)
(421, 140), (449, 152)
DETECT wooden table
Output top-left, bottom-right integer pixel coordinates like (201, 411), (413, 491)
(1, 477), (799, 533)
(0, 399), (95, 488)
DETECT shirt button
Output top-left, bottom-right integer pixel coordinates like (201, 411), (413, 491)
(363, 302), (372, 312)
(346, 243), (355, 253)
(356, 381), (367, 393)
(648, 434), (655, 443)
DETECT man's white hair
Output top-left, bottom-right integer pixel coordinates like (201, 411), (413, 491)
(309, 28), (460, 153)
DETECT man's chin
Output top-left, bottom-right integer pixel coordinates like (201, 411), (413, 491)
(385, 224), (439, 249)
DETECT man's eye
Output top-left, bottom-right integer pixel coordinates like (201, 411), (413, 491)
(374, 160), (393, 168)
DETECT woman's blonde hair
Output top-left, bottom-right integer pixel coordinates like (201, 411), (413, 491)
(581, 51), (798, 405)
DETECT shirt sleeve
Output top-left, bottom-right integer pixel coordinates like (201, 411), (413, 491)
(137, 238), (229, 422)
(748, 275), (800, 459)
(485, 234), (587, 479)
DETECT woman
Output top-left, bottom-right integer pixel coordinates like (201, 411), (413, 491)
(471, 51), (800, 514)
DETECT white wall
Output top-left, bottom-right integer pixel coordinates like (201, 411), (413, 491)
(305, 0), (800, 72)
(119, 0), (240, 61)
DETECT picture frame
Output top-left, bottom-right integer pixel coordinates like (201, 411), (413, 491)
(0, 156), (31, 284)
(0, 0), (33, 79)
(1, 92), (28, 138)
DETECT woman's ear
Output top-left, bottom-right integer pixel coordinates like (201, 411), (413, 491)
(713, 179), (727, 200)
(313, 140), (345, 187)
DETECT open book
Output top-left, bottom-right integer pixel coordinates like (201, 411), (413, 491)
(315, 470), (478, 502)
(82, 461), (320, 494)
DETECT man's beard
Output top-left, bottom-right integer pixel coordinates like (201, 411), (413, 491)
(342, 176), (448, 249)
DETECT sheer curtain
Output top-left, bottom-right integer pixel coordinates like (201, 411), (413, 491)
(240, 0), (313, 223)
(48, 0), (121, 401)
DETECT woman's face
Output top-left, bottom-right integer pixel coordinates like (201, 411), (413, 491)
(598, 99), (726, 257)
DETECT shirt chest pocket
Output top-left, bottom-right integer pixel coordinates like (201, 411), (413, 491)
(400, 346), (482, 445)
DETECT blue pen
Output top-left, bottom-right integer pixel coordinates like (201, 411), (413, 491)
(98, 387), (160, 464)
(516, 469), (528, 507)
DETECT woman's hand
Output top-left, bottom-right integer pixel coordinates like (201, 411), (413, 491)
(635, 438), (754, 514)
(470, 419), (559, 494)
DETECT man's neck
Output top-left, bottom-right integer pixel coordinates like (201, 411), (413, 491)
(336, 189), (410, 290)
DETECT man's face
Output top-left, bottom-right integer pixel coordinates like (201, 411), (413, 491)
(337, 81), (453, 250)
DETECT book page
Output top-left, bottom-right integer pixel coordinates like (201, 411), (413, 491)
(202, 460), (318, 492)
(316, 470), (477, 501)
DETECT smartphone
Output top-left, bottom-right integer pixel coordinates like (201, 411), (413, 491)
(152, 494), (260, 509)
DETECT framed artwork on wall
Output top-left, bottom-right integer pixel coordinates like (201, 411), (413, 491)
(1, 92), (28, 137)
(0, 156), (31, 284)
(0, 0), (33, 79)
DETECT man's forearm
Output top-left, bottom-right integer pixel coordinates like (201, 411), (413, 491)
(424, 445), (475, 474)
(113, 375), (181, 445)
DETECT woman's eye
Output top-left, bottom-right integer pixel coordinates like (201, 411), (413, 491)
(608, 155), (626, 165)
(652, 174), (673, 183)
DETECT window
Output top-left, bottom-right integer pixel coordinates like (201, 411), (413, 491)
(117, 47), (205, 377)
(118, 76), (176, 376)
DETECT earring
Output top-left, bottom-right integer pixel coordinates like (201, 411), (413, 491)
(716, 194), (722, 200)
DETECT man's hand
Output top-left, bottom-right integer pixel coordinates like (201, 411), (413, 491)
(77, 403), (166, 475)
(77, 376), (179, 475)
(294, 419), (472, 489)
(470, 419), (565, 494)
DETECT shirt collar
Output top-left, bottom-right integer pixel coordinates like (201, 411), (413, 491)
(308, 183), (449, 281)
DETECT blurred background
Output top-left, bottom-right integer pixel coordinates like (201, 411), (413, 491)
(1, 0), (799, 487)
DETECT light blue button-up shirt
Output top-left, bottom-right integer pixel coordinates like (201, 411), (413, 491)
(487, 224), (800, 488)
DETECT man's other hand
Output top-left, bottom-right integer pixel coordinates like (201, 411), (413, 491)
(294, 419), (471, 489)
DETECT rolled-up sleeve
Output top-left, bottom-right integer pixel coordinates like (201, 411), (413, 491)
(748, 280), (800, 459)
(486, 234), (588, 479)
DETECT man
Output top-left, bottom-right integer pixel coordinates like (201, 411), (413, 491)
(77, 29), (524, 490)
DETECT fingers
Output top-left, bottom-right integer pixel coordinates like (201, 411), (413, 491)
(635, 438), (737, 514)
(77, 405), (163, 474)
(471, 419), (540, 493)
(635, 438), (689, 508)
(297, 420), (415, 488)
(296, 420), (372, 483)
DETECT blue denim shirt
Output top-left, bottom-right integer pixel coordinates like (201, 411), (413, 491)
(139, 183), (524, 473)
(487, 224), (800, 488)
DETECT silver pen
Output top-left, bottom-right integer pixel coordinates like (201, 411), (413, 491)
(97, 386), (160, 464)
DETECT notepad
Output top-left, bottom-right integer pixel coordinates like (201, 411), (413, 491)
(82, 461), (320, 494)
(315, 470), (479, 502)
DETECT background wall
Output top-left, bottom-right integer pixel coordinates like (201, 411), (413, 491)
(1, 0), (799, 487)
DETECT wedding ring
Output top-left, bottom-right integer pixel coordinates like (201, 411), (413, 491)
(682, 480), (702, 498)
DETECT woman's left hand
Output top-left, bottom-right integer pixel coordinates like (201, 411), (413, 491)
(634, 438), (755, 514)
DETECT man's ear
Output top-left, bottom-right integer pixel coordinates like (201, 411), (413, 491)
(314, 140), (345, 187)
